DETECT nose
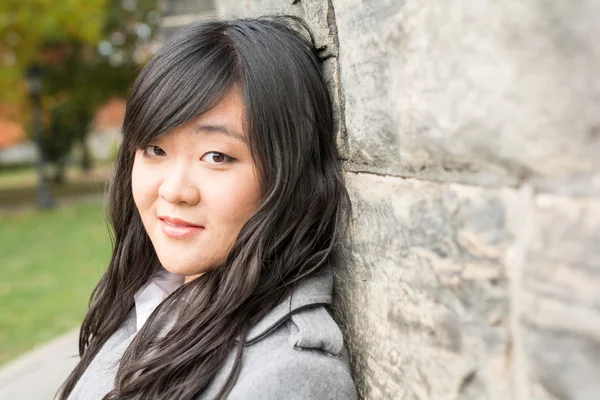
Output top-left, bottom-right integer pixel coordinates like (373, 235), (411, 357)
(158, 164), (200, 206)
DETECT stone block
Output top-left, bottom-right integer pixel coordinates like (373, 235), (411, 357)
(334, 172), (516, 399)
(332, 0), (600, 193)
(521, 194), (600, 400)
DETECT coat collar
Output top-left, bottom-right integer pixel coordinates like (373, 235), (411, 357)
(132, 266), (334, 345)
(245, 266), (333, 345)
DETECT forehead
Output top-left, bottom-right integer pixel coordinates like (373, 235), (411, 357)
(162, 88), (247, 144)
(198, 89), (245, 129)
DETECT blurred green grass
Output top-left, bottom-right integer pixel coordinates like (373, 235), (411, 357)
(0, 202), (110, 365)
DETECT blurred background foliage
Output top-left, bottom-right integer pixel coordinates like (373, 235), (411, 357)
(0, 0), (106, 103)
(0, 0), (162, 366)
(0, 0), (160, 180)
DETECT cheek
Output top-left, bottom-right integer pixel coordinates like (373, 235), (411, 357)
(131, 157), (156, 212)
(214, 169), (262, 227)
(236, 170), (262, 217)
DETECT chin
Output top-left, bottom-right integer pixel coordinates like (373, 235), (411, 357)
(159, 256), (219, 277)
(162, 263), (205, 277)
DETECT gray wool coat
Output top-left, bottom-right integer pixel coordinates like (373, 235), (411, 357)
(67, 267), (358, 399)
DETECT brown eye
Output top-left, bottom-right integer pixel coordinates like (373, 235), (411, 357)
(143, 145), (166, 157)
(202, 152), (233, 164)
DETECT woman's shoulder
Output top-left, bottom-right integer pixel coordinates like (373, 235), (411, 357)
(199, 268), (357, 400)
(230, 304), (357, 400)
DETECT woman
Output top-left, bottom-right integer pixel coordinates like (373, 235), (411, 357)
(59, 16), (356, 400)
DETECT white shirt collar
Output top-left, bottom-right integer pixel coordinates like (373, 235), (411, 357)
(133, 268), (184, 331)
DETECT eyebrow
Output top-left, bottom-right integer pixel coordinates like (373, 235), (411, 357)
(191, 123), (247, 143)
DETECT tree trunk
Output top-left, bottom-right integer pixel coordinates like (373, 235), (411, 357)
(80, 136), (93, 173)
(52, 157), (67, 184)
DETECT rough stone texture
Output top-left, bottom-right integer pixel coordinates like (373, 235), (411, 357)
(335, 173), (515, 399)
(210, 1), (600, 399)
(333, 0), (600, 195)
(521, 195), (600, 400)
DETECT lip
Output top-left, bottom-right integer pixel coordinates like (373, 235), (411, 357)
(158, 216), (204, 239)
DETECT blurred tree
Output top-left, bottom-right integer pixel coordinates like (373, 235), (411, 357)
(0, 0), (160, 180)
(0, 0), (106, 102)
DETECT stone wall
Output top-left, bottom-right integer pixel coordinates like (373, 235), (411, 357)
(211, 1), (600, 399)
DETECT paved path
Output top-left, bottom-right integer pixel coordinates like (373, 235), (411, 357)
(0, 329), (79, 400)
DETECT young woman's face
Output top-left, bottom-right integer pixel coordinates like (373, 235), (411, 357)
(131, 89), (262, 281)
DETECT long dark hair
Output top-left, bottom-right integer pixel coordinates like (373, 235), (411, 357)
(59, 16), (350, 400)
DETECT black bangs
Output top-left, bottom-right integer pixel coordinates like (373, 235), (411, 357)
(121, 20), (242, 153)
